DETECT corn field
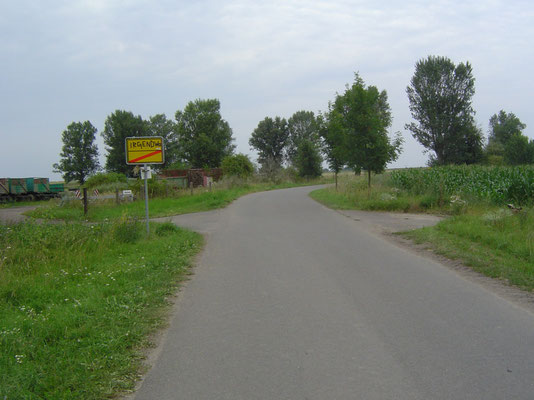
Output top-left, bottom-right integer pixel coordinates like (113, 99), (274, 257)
(390, 165), (534, 205)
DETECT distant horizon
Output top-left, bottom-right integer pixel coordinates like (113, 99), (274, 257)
(2, 1), (532, 179)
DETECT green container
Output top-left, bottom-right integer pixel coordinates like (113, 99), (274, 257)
(9, 178), (28, 195)
(26, 177), (50, 193)
(49, 183), (65, 193)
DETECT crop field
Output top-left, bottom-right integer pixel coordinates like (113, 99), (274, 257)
(391, 165), (534, 205)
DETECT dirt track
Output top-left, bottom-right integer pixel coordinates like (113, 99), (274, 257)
(0, 206), (36, 224)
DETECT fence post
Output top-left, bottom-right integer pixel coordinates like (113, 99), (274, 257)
(83, 188), (88, 216)
(115, 188), (120, 205)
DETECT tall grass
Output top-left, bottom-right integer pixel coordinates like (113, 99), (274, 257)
(404, 208), (534, 290)
(0, 220), (202, 399)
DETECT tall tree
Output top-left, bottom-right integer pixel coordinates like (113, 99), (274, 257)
(53, 121), (99, 184)
(488, 110), (526, 146)
(406, 55), (482, 165)
(147, 113), (178, 168)
(504, 134), (534, 165)
(295, 139), (322, 178)
(318, 112), (345, 190)
(286, 110), (320, 166)
(102, 110), (148, 175)
(249, 116), (289, 172)
(174, 99), (235, 168)
(331, 74), (402, 188)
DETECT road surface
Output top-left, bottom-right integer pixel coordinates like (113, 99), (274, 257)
(133, 186), (534, 399)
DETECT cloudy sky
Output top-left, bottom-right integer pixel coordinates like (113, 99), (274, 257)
(2, 0), (533, 180)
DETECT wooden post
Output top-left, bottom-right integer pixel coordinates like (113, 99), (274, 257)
(209, 181), (212, 192)
(83, 188), (88, 216)
(115, 188), (120, 205)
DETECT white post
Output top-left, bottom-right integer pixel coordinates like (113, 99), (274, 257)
(143, 164), (150, 235)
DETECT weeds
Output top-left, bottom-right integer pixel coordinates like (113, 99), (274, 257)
(0, 221), (202, 399)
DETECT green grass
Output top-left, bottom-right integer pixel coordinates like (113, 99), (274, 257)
(0, 220), (203, 399)
(0, 200), (49, 209)
(28, 178), (331, 222)
(311, 169), (534, 292)
(401, 210), (534, 291)
(310, 172), (442, 214)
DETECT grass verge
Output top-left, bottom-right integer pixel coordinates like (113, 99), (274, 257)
(311, 172), (534, 292)
(400, 211), (534, 292)
(27, 179), (330, 222)
(0, 220), (203, 399)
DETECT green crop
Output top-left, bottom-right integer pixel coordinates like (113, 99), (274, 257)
(391, 165), (534, 205)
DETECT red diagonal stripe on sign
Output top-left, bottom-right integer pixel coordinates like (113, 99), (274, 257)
(130, 150), (162, 163)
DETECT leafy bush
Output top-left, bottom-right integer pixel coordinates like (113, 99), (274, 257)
(84, 172), (127, 189)
(129, 177), (168, 198)
(295, 140), (322, 178)
(221, 154), (255, 179)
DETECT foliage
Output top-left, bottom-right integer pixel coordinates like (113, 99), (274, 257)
(249, 116), (289, 173)
(403, 210), (534, 291)
(174, 98), (235, 168)
(53, 121), (99, 184)
(330, 74), (403, 187)
(286, 111), (320, 166)
(129, 177), (168, 198)
(102, 110), (148, 176)
(318, 112), (346, 178)
(488, 110), (526, 146)
(391, 165), (534, 205)
(503, 134), (534, 165)
(0, 221), (202, 399)
(147, 113), (178, 168)
(221, 154), (255, 179)
(295, 140), (322, 178)
(84, 172), (127, 189)
(406, 55), (483, 165)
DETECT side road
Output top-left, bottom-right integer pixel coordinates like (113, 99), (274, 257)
(131, 186), (534, 399)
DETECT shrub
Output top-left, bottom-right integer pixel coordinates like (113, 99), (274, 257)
(84, 172), (127, 189)
(221, 154), (255, 179)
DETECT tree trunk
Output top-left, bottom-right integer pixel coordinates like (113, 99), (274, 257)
(367, 170), (371, 198)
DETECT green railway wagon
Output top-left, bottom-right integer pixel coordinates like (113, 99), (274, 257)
(9, 178), (28, 195)
(26, 177), (50, 193)
(49, 183), (65, 193)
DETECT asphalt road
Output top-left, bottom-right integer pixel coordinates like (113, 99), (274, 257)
(133, 186), (534, 399)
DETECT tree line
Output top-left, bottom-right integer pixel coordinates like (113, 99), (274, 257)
(54, 55), (530, 185)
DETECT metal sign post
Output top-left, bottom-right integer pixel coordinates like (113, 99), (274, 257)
(143, 164), (150, 235)
(125, 136), (165, 236)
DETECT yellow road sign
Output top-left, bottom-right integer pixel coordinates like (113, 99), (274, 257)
(125, 137), (164, 165)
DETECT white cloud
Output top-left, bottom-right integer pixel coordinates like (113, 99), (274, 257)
(1, 0), (533, 177)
